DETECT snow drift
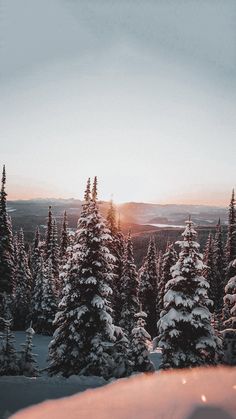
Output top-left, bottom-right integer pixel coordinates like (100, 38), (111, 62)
(12, 367), (236, 419)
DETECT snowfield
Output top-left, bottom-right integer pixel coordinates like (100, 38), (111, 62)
(11, 367), (236, 419)
(0, 332), (161, 417)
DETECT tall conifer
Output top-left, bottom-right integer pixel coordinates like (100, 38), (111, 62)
(120, 232), (140, 335)
(0, 166), (14, 318)
(48, 178), (116, 378)
(158, 219), (221, 369)
(139, 237), (158, 337)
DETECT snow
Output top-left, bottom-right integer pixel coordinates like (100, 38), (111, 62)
(0, 333), (162, 417)
(12, 367), (236, 419)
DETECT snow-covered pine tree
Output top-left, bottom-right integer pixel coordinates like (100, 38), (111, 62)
(0, 319), (19, 376)
(19, 325), (39, 377)
(0, 166), (14, 319)
(30, 256), (46, 333)
(223, 260), (236, 330)
(203, 233), (217, 311)
(112, 326), (133, 378)
(157, 249), (163, 282)
(44, 206), (53, 260)
(130, 310), (155, 373)
(31, 226), (42, 289)
(106, 200), (126, 324)
(156, 242), (177, 323)
(50, 219), (60, 293)
(13, 232), (19, 268)
(48, 178), (116, 378)
(223, 191), (236, 325)
(60, 210), (69, 259)
(14, 229), (32, 330)
(213, 219), (225, 317)
(120, 232), (140, 335)
(107, 199), (118, 236)
(225, 190), (236, 279)
(158, 219), (221, 369)
(40, 259), (57, 335)
(138, 237), (158, 337)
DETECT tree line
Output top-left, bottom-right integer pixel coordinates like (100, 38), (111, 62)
(0, 165), (235, 377)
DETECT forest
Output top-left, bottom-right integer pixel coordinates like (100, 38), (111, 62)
(0, 164), (235, 381)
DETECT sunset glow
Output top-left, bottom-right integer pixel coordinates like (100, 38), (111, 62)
(1, 1), (235, 205)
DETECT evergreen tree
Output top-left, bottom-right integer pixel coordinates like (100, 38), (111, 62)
(157, 249), (163, 282)
(48, 178), (116, 378)
(203, 233), (216, 311)
(213, 219), (225, 315)
(223, 190), (236, 325)
(223, 260), (236, 330)
(120, 232), (140, 335)
(158, 219), (221, 369)
(112, 327), (133, 378)
(44, 206), (53, 260)
(14, 229), (32, 330)
(19, 325), (39, 376)
(13, 232), (19, 268)
(30, 256), (45, 333)
(0, 319), (19, 376)
(225, 190), (236, 277)
(31, 227), (42, 289)
(106, 200), (125, 324)
(156, 243), (177, 322)
(130, 310), (155, 373)
(107, 199), (118, 236)
(60, 211), (69, 259)
(138, 237), (158, 337)
(0, 166), (14, 318)
(50, 219), (60, 293)
(40, 260), (57, 335)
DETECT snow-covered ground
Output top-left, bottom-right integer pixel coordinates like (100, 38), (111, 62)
(1, 333), (235, 418)
(0, 332), (161, 417)
(12, 367), (236, 419)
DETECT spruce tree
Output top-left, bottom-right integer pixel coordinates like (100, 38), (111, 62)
(107, 199), (118, 236)
(0, 166), (14, 318)
(14, 229), (32, 330)
(112, 327), (133, 378)
(120, 232), (140, 335)
(106, 200), (125, 324)
(225, 190), (236, 278)
(223, 190), (236, 325)
(50, 219), (60, 293)
(203, 233), (216, 310)
(213, 219), (225, 316)
(158, 219), (221, 369)
(130, 310), (155, 373)
(223, 261), (236, 330)
(60, 211), (69, 259)
(44, 206), (53, 260)
(40, 260), (57, 335)
(30, 256), (45, 333)
(48, 178), (116, 378)
(138, 237), (158, 337)
(19, 325), (39, 377)
(156, 243), (177, 323)
(31, 227), (42, 289)
(0, 319), (19, 376)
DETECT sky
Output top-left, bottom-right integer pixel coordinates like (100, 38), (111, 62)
(1, 0), (235, 205)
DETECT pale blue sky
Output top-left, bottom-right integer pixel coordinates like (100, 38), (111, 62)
(1, 0), (235, 204)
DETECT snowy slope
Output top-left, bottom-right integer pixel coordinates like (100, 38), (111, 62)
(1, 332), (161, 417)
(12, 367), (236, 419)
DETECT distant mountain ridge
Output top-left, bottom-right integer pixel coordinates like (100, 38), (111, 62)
(8, 198), (227, 228)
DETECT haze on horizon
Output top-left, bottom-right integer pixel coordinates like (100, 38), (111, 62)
(1, 1), (235, 206)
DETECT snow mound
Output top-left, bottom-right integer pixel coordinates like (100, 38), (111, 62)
(11, 367), (236, 419)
